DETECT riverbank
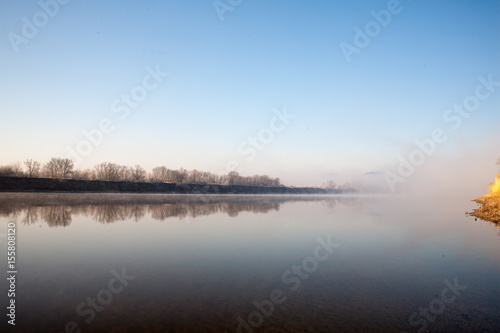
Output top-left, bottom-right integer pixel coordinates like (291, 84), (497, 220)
(470, 194), (500, 224)
(0, 176), (354, 195)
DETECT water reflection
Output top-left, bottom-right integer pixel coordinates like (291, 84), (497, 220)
(0, 193), (353, 227)
(1, 193), (499, 332)
(42, 206), (72, 227)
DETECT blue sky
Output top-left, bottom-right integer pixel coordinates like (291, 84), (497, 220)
(0, 0), (499, 186)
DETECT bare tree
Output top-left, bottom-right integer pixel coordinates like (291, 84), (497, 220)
(130, 165), (146, 182)
(175, 168), (188, 183)
(0, 166), (13, 177)
(214, 173), (224, 185)
(0, 163), (23, 177)
(94, 163), (108, 181)
(60, 158), (74, 179)
(165, 168), (188, 184)
(44, 159), (59, 178)
(165, 169), (177, 182)
(44, 158), (74, 179)
(151, 166), (169, 182)
(227, 171), (240, 185)
(94, 162), (128, 181)
(201, 171), (217, 184)
(189, 169), (202, 183)
(12, 163), (23, 176)
(271, 177), (280, 186)
(120, 165), (130, 181)
(24, 159), (41, 177)
(71, 169), (92, 180)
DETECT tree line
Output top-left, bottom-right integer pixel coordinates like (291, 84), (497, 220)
(0, 158), (282, 187)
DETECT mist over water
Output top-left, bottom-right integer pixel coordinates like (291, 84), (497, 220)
(1, 193), (498, 332)
(371, 133), (500, 198)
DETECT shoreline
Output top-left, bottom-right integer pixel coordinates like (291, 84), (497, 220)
(0, 176), (355, 195)
(469, 194), (500, 224)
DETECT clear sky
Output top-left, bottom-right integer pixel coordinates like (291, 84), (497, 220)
(1, 0), (499, 187)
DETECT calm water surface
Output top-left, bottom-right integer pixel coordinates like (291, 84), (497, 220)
(0, 193), (499, 332)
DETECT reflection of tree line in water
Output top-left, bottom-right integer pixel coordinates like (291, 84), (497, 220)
(0, 202), (277, 226)
(0, 195), (354, 227)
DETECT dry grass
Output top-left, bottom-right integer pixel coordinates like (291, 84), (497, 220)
(469, 193), (500, 224)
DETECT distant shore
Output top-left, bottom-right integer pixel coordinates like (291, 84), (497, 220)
(0, 176), (355, 195)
